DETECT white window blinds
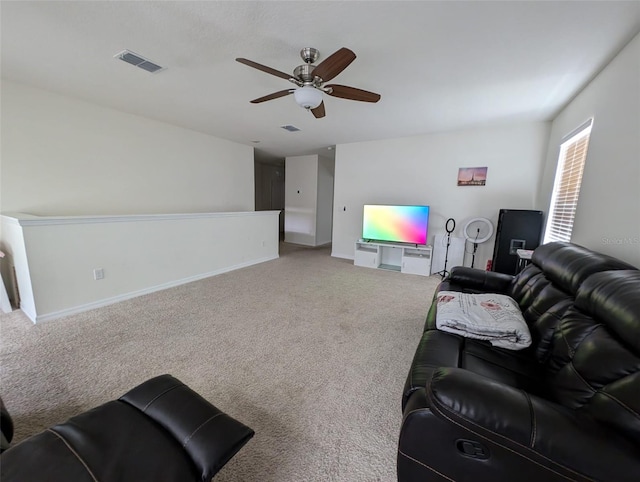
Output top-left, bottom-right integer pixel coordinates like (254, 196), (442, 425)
(543, 120), (593, 244)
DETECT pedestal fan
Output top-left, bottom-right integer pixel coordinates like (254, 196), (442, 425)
(463, 218), (494, 268)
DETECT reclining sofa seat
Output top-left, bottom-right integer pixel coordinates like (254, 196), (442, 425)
(1, 374), (254, 482)
(399, 242), (640, 482)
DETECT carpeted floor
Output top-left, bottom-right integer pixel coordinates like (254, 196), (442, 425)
(0, 242), (440, 481)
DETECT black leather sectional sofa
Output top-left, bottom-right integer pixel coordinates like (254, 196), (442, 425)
(398, 242), (640, 481)
(1, 375), (254, 481)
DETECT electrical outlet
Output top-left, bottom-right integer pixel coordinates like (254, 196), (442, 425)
(93, 268), (104, 280)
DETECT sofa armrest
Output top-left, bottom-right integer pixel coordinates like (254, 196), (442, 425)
(427, 368), (640, 481)
(0, 397), (13, 452)
(446, 266), (513, 293)
(120, 374), (254, 481)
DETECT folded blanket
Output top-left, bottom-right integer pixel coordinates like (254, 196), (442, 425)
(436, 291), (531, 350)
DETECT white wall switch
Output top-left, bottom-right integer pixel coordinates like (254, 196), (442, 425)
(93, 268), (104, 280)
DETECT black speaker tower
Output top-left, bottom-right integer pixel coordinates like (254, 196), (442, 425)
(491, 209), (543, 274)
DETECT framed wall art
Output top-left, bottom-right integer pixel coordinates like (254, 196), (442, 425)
(457, 167), (487, 186)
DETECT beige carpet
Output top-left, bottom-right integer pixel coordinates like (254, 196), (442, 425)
(0, 242), (440, 481)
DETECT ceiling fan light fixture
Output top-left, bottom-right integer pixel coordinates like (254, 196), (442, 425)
(294, 86), (323, 109)
(236, 47), (380, 118)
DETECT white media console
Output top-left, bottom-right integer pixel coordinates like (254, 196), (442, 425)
(354, 240), (432, 276)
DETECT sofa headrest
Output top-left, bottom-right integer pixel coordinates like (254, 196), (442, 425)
(575, 270), (640, 354)
(531, 241), (572, 268)
(532, 242), (637, 294)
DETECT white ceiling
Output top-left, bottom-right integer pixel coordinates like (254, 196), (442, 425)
(2, 1), (639, 164)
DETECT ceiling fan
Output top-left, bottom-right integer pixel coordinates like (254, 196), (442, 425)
(236, 47), (381, 119)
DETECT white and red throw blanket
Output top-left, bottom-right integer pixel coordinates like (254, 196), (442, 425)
(436, 291), (531, 350)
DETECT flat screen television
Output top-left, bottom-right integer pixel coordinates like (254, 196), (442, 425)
(362, 204), (429, 245)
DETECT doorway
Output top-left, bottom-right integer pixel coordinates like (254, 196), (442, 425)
(254, 159), (285, 239)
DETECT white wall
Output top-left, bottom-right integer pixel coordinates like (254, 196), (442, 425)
(1, 211), (280, 322)
(284, 155), (319, 246)
(537, 33), (640, 267)
(316, 156), (335, 246)
(284, 154), (334, 247)
(1, 81), (254, 215)
(332, 122), (550, 268)
(0, 219), (35, 317)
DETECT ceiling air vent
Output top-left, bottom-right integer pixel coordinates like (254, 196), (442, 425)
(115, 50), (165, 73)
(281, 125), (301, 132)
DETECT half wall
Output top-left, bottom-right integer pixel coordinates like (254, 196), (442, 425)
(0, 211), (280, 322)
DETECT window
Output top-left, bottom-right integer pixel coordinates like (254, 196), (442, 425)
(543, 119), (593, 244)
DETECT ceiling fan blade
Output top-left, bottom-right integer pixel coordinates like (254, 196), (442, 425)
(326, 84), (381, 103)
(250, 89), (294, 103)
(236, 58), (292, 81)
(311, 101), (326, 119)
(312, 47), (356, 82)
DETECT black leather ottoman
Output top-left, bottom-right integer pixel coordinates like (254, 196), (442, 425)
(0, 374), (254, 481)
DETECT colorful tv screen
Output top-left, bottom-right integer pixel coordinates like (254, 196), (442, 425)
(362, 205), (429, 245)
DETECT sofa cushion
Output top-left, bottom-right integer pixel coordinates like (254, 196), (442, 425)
(547, 270), (640, 445)
(508, 266), (574, 363)
(510, 242), (635, 363)
(432, 263), (574, 363)
(461, 340), (545, 395)
(403, 330), (545, 409)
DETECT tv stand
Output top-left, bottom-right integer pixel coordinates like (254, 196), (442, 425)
(354, 241), (432, 276)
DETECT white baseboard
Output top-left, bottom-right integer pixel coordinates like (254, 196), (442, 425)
(19, 304), (38, 324)
(331, 251), (354, 261)
(31, 254), (279, 323)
